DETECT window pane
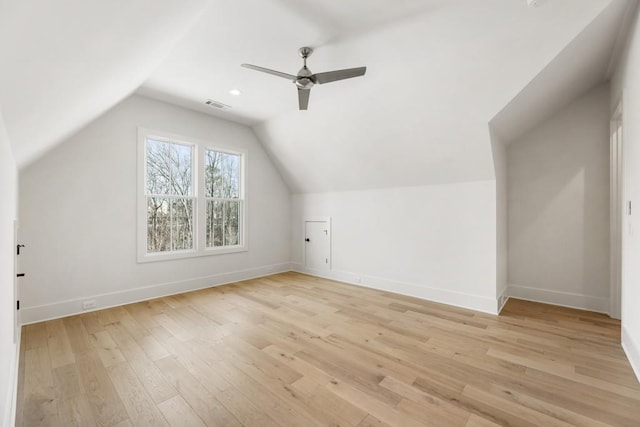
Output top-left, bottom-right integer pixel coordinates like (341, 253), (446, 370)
(171, 143), (193, 196)
(224, 201), (240, 245)
(147, 197), (170, 252)
(205, 151), (221, 198)
(206, 200), (224, 247)
(171, 199), (193, 251)
(146, 139), (171, 195)
(205, 150), (239, 198)
(221, 153), (239, 198)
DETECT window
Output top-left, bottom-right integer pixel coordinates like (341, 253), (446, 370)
(205, 149), (242, 248)
(138, 129), (246, 262)
(145, 139), (194, 253)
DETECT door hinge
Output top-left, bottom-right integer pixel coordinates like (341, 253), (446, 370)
(16, 300), (19, 310)
(326, 258), (328, 264)
(17, 244), (24, 255)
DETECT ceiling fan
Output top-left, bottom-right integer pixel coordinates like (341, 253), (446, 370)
(241, 47), (366, 110)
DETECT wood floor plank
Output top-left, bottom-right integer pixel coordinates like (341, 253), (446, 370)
(157, 395), (206, 427)
(105, 322), (178, 404)
(290, 376), (368, 426)
(57, 395), (96, 427)
(53, 363), (83, 399)
(46, 318), (76, 369)
(90, 330), (127, 368)
(63, 315), (93, 355)
(22, 346), (59, 427)
(17, 272), (640, 427)
(465, 414), (502, 427)
(357, 414), (392, 427)
(155, 356), (241, 427)
(107, 362), (169, 426)
(75, 350), (129, 426)
(23, 322), (48, 350)
(214, 358), (324, 427)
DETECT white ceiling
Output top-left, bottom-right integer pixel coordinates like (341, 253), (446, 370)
(0, 0), (210, 166)
(139, 0), (448, 125)
(491, 0), (632, 143)
(0, 0), (630, 193)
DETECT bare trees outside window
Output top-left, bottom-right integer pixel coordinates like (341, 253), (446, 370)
(146, 139), (194, 253)
(205, 150), (241, 248)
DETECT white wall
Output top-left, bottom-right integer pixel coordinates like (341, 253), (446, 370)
(612, 3), (640, 381)
(291, 181), (499, 314)
(507, 84), (611, 313)
(19, 95), (291, 323)
(0, 109), (18, 426)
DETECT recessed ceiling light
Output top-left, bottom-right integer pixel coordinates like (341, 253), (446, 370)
(229, 89), (242, 96)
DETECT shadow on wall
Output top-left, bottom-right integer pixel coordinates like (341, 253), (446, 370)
(506, 84), (610, 302)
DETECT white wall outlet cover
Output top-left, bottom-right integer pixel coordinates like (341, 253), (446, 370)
(82, 300), (97, 310)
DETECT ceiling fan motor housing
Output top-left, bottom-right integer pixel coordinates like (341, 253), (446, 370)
(296, 65), (314, 89)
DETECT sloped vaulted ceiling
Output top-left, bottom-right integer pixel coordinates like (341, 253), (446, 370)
(0, 0), (629, 192)
(0, 0), (210, 166)
(140, 0), (623, 193)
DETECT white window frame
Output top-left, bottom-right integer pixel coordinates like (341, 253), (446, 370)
(137, 128), (248, 263)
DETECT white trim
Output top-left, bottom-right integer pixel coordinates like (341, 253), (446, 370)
(507, 284), (610, 314)
(610, 99), (624, 319)
(138, 245), (247, 263)
(304, 216), (332, 223)
(4, 326), (20, 427)
(137, 127), (248, 263)
(292, 263), (499, 315)
(20, 262), (291, 324)
(497, 287), (510, 314)
(622, 326), (640, 383)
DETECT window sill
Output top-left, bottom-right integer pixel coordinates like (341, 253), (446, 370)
(137, 245), (247, 263)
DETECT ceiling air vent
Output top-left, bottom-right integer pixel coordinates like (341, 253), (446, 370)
(204, 99), (231, 109)
(527, 0), (546, 7)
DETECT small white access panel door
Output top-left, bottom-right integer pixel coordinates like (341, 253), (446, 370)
(305, 220), (331, 271)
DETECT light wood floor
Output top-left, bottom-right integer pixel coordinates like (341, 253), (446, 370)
(15, 272), (640, 426)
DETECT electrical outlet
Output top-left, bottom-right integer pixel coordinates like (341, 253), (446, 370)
(82, 300), (96, 310)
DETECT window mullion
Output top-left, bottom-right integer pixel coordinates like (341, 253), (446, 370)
(222, 200), (227, 246)
(197, 144), (206, 253)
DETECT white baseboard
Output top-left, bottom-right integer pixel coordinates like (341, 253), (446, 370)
(20, 262), (293, 324)
(3, 326), (20, 427)
(292, 264), (499, 315)
(622, 326), (640, 383)
(507, 284), (609, 314)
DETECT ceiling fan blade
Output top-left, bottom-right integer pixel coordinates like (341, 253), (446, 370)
(241, 64), (296, 81)
(298, 88), (310, 110)
(313, 67), (367, 84)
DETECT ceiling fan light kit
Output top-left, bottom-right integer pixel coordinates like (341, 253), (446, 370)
(242, 47), (367, 110)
